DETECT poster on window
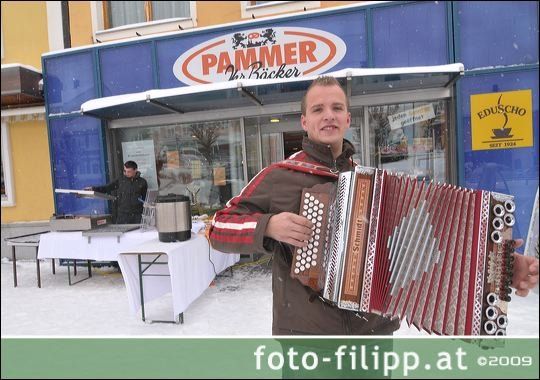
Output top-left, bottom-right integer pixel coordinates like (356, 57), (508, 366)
(122, 140), (159, 190)
(470, 89), (533, 151)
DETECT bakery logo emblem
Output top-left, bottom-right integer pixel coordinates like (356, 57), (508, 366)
(231, 29), (277, 50)
(173, 27), (346, 85)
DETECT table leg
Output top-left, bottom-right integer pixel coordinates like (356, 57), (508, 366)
(52, 259), (55, 274)
(36, 247), (41, 288)
(67, 259), (92, 286)
(138, 254), (146, 322)
(87, 260), (92, 277)
(12, 246), (17, 288)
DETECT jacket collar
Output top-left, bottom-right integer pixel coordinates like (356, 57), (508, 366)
(301, 136), (355, 171)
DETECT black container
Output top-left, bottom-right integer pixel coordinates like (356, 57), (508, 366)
(155, 194), (192, 242)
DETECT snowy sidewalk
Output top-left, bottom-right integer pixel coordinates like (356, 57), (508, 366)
(1, 259), (538, 336)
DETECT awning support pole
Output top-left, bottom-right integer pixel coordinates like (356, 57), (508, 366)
(238, 85), (263, 106)
(443, 70), (464, 88)
(146, 95), (184, 114)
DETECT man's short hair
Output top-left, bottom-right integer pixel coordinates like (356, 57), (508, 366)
(301, 76), (349, 115)
(124, 161), (138, 170)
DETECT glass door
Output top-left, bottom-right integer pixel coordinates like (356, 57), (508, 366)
(244, 109), (367, 181)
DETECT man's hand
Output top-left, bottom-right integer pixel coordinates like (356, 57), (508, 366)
(511, 239), (539, 297)
(265, 212), (313, 247)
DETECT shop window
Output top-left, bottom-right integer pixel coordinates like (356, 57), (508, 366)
(104, 1), (191, 28)
(368, 100), (450, 184)
(115, 120), (244, 216)
(1, 122), (15, 207)
(372, 2), (448, 67)
(455, 1), (538, 69)
(241, 1), (320, 19)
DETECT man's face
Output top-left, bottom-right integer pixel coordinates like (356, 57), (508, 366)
(301, 84), (351, 151)
(123, 166), (136, 179)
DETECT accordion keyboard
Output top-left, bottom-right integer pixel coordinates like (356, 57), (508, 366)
(290, 189), (332, 291)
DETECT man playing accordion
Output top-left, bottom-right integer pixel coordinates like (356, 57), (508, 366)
(208, 76), (538, 336)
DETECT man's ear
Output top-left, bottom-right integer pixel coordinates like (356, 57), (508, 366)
(301, 114), (308, 132)
(345, 111), (351, 130)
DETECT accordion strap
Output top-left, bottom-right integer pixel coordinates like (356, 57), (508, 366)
(274, 159), (342, 178)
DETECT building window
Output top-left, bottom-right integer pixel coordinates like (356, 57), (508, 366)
(1, 122), (15, 207)
(104, 1), (191, 29)
(241, 1), (320, 19)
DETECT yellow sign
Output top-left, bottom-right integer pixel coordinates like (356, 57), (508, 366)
(470, 89), (533, 151)
(213, 167), (226, 186)
(166, 151), (180, 167)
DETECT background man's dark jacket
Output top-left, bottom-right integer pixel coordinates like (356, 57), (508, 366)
(93, 172), (148, 224)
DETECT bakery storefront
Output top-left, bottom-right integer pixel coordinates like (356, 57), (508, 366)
(42, 2), (538, 248)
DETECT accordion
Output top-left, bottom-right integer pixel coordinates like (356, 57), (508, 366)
(292, 166), (516, 336)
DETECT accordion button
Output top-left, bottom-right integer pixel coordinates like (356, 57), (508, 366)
(312, 261), (317, 266)
(294, 268), (300, 274)
(318, 209), (323, 215)
(303, 204), (308, 210)
(300, 265), (305, 271)
(305, 192), (311, 198)
(317, 216), (322, 222)
(305, 263), (311, 269)
(309, 202), (313, 207)
(295, 262), (301, 267)
(313, 248), (318, 254)
(296, 255), (301, 261)
(306, 256), (311, 262)
(320, 203), (324, 209)
(314, 241), (319, 247)
(313, 254), (317, 260)
(301, 259), (306, 265)
(316, 228), (320, 234)
(314, 199), (319, 205)
(316, 222), (321, 228)
(304, 198), (309, 204)
(309, 196), (315, 201)
(302, 211), (307, 216)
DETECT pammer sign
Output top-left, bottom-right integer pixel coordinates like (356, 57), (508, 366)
(173, 27), (346, 85)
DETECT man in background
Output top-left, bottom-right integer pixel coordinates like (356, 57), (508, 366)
(86, 160), (148, 224)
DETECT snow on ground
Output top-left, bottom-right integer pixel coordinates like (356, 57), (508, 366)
(1, 258), (538, 337)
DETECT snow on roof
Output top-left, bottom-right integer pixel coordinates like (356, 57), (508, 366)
(81, 63), (464, 113)
(1, 63), (42, 74)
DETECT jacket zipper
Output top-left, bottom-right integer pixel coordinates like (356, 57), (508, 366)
(330, 159), (339, 174)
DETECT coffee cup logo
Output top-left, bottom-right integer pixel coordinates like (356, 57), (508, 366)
(471, 90), (532, 151)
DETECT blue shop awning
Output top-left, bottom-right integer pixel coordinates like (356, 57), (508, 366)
(80, 63), (464, 121)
